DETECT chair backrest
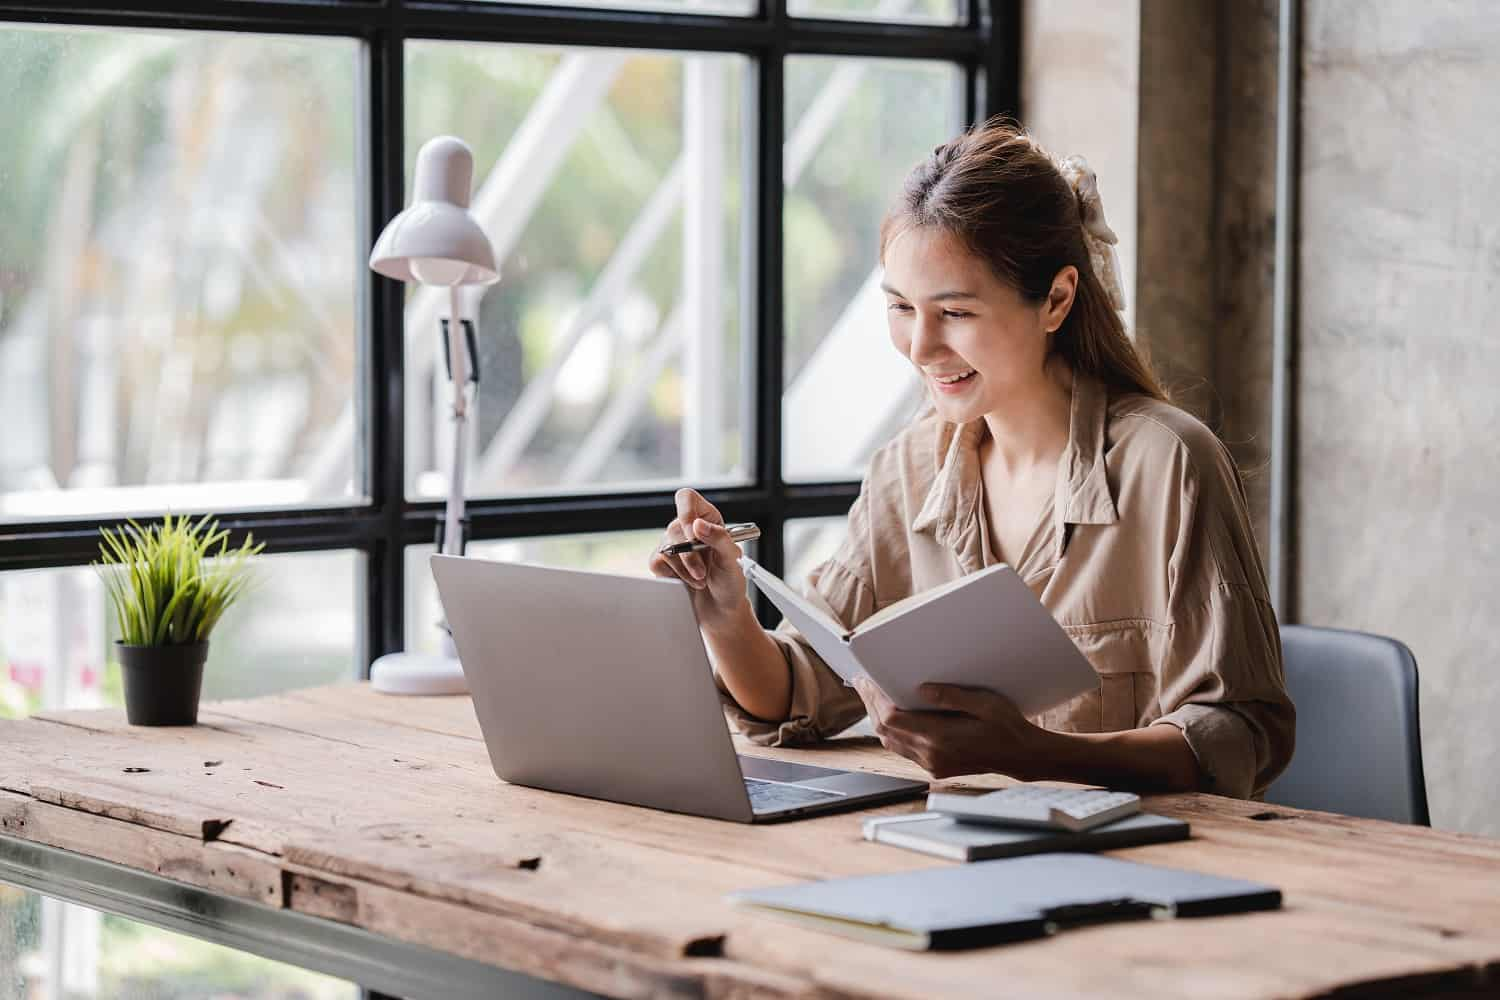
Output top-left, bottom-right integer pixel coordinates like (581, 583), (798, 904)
(1265, 624), (1430, 825)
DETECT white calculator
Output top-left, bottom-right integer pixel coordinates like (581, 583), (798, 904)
(926, 785), (1142, 833)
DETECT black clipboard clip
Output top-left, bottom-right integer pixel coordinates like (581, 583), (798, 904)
(1041, 897), (1174, 933)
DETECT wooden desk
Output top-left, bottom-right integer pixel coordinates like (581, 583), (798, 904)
(2, 684), (1498, 999)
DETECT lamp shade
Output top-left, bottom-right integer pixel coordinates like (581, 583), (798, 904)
(369, 136), (499, 286)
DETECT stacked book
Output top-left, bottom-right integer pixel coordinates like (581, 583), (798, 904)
(862, 785), (1190, 862)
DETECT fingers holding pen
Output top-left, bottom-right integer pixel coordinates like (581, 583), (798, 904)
(669, 518), (736, 591)
(649, 498), (720, 589)
(678, 528), (709, 584)
(649, 521), (698, 586)
(650, 525), (710, 590)
(674, 488), (722, 584)
(686, 518), (749, 595)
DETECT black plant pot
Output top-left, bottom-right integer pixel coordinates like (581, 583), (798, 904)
(117, 641), (209, 726)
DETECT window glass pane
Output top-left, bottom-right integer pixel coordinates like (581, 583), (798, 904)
(788, 0), (961, 26)
(466, 0), (755, 14)
(0, 890), (357, 999)
(0, 550), (361, 719)
(784, 515), (849, 589)
(0, 27), (364, 521)
(782, 57), (962, 482)
(405, 531), (662, 654)
(404, 44), (750, 499)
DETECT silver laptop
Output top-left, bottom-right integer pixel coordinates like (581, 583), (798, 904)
(431, 554), (928, 823)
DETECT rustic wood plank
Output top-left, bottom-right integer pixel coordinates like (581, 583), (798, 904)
(203, 688), (1500, 906)
(282, 863), (813, 1000)
(265, 684), (486, 742)
(283, 824), (771, 961)
(60, 694), (1500, 939)
(210, 684), (947, 784)
(27, 783), (242, 844)
(3, 709), (914, 961)
(6, 684), (1500, 1000)
(0, 719), (316, 854)
(0, 789), (282, 905)
(200, 692), (959, 882)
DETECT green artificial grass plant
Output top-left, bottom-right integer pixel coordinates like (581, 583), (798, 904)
(94, 514), (264, 647)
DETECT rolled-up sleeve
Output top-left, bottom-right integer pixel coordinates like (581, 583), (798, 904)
(714, 478), (890, 746)
(714, 558), (870, 746)
(1143, 426), (1296, 799)
(1150, 583), (1296, 798)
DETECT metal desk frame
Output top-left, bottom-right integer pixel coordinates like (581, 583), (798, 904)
(0, 834), (595, 1000)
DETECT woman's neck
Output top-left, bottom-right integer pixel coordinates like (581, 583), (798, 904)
(980, 361), (1074, 473)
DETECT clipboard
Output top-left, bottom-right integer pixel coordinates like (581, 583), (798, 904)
(729, 852), (1281, 950)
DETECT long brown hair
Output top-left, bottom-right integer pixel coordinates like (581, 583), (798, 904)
(879, 118), (1166, 402)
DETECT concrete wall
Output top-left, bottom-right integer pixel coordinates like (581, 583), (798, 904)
(1028, 1), (1281, 555)
(1297, 1), (1500, 836)
(1210, 0), (1280, 559)
(1027, 1), (1500, 834)
(1132, 0), (1282, 556)
(1136, 0), (1218, 421)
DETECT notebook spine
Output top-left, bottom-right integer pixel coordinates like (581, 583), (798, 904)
(863, 814), (1192, 862)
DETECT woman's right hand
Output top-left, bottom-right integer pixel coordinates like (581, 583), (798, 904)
(648, 488), (753, 631)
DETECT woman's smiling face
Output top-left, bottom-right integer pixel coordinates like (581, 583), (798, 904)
(882, 225), (1059, 424)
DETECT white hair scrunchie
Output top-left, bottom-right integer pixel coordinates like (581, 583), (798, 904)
(1055, 154), (1127, 312)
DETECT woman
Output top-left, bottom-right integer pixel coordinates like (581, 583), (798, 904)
(649, 121), (1294, 799)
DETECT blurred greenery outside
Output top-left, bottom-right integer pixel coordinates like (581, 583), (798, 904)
(469, 0), (959, 18)
(789, 0), (959, 22)
(782, 55), (960, 380)
(402, 42), (750, 494)
(0, 550), (358, 722)
(0, 28), (362, 501)
(0, 27), (958, 724)
(1, 887), (355, 999)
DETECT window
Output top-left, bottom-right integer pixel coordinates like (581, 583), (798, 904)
(404, 530), (662, 654)
(0, 891), (358, 998)
(0, 26), (364, 521)
(0, 0), (1012, 985)
(0, 2), (1016, 674)
(471, 0), (757, 14)
(788, 0), (963, 25)
(0, 552), (362, 719)
(782, 56), (962, 482)
(784, 515), (849, 586)
(403, 44), (751, 498)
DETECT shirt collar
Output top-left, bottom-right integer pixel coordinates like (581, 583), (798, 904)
(911, 417), (984, 543)
(912, 372), (1118, 559)
(1057, 371), (1118, 528)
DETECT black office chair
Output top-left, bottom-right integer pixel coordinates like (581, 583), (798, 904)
(1264, 624), (1430, 825)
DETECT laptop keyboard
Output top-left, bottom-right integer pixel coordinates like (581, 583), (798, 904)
(744, 778), (845, 813)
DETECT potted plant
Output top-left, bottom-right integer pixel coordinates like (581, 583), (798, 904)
(94, 514), (263, 726)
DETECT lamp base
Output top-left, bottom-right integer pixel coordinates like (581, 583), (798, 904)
(370, 650), (468, 696)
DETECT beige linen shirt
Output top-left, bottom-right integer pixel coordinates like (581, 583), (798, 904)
(719, 374), (1295, 799)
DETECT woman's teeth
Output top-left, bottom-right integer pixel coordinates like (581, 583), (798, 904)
(934, 370), (976, 384)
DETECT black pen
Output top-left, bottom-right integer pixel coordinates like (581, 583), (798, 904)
(658, 522), (761, 555)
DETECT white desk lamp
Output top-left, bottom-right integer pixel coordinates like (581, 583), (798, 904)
(368, 136), (499, 695)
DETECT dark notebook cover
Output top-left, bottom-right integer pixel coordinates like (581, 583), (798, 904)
(862, 810), (1190, 861)
(730, 852), (1281, 951)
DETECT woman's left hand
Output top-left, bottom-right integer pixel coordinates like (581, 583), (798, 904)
(853, 679), (1044, 780)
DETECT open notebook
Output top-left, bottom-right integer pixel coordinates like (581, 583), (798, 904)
(741, 558), (1097, 713)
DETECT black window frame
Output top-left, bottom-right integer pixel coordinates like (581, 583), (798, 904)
(0, 0), (1019, 671)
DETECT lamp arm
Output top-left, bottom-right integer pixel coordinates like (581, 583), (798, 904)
(443, 285), (470, 556)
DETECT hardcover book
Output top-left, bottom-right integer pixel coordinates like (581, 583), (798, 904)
(740, 558), (1098, 713)
(862, 810), (1191, 862)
